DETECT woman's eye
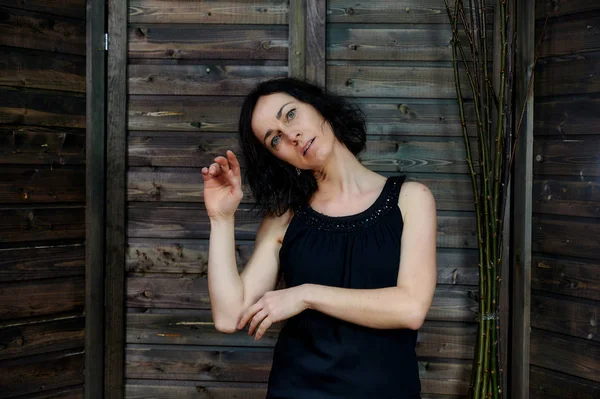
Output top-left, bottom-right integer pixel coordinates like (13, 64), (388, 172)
(286, 109), (296, 121)
(271, 135), (281, 147)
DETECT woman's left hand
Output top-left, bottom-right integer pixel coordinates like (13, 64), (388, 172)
(237, 285), (310, 341)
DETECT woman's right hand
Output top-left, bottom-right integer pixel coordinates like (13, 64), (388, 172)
(202, 150), (243, 220)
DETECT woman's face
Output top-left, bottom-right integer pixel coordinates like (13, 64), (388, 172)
(251, 92), (336, 170)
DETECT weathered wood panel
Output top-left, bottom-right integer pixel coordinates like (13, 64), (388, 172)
(536, 0), (600, 20)
(0, 0), (86, 19)
(128, 134), (476, 173)
(0, 206), (85, 243)
(127, 167), (475, 210)
(530, 328), (600, 382)
(0, 245), (84, 282)
(128, 205), (477, 248)
(128, 0), (289, 24)
(0, 349), (84, 397)
(0, 7), (85, 55)
(126, 346), (470, 394)
(0, 166), (85, 203)
(126, 381), (267, 399)
(327, 65), (471, 98)
(530, 365), (600, 399)
(534, 96), (600, 136)
(533, 178), (600, 218)
(0, 315), (84, 360)
(127, 96), (478, 137)
(128, 26), (288, 60)
(127, 276), (477, 322)
(531, 294), (598, 341)
(535, 58), (600, 97)
(532, 255), (600, 301)
(17, 385), (84, 399)
(126, 238), (478, 285)
(0, 277), (84, 320)
(537, 13), (600, 58)
(0, 47), (85, 93)
(328, 26), (492, 61)
(0, 87), (86, 128)
(0, 126), (86, 165)
(533, 216), (600, 259)
(327, 0), (493, 24)
(533, 138), (600, 177)
(305, 0), (326, 87)
(128, 65), (287, 95)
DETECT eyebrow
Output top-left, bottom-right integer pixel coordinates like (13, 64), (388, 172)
(263, 101), (293, 146)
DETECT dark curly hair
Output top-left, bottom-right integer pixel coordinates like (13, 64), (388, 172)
(238, 77), (367, 216)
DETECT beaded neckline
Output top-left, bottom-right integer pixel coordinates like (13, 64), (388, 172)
(293, 177), (403, 232)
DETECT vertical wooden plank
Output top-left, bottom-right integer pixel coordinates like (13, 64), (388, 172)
(106, 0), (126, 397)
(288, 0), (305, 80)
(512, 0), (535, 397)
(85, 0), (105, 398)
(305, 0), (326, 87)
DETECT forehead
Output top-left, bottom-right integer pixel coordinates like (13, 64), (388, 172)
(251, 92), (296, 136)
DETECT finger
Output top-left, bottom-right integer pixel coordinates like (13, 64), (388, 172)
(248, 309), (268, 336)
(237, 303), (261, 330)
(208, 162), (221, 177)
(214, 156), (230, 174)
(255, 317), (273, 341)
(226, 150), (241, 177)
(201, 167), (210, 180)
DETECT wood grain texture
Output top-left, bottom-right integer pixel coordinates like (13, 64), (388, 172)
(127, 96), (242, 132)
(288, 0), (305, 79)
(534, 96), (600, 136)
(15, 385), (84, 399)
(0, 277), (84, 320)
(0, 0), (86, 19)
(0, 349), (84, 397)
(535, 0), (600, 20)
(128, 134), (476, 173)
(305, 0), (326, 87)
(530, 327), (600, 382)
(126, 381), (267, 399)
(327, 0), (493, 24)
(533, 178), (600, 218)
(0, 245), (84, 282)
(532, 255), (600, 301)
(533, 138), (600, 177)
(533, 215), (600, 259)
(0, 7), (85, 55)
(531, 293), (598, 341)
(328, 26), (491, 61)
(0, 47), (85, 92)
(535, 57), (600, 97)
(327, 65), (471, 98)
(128, 26), (288, 60)
(537, 12), (600, 58)
(0, 206), (85, 243)
(0, 315), (84, 360)
(0, 87), (85, 128)
(530, 365), (600, 398)
(128, 64), (286, 95)
(128, 0), (289, 24)
(0, 166), (85, 203)
(0, 125), (85, 165)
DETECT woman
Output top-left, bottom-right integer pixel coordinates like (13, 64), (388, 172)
(202, 78), (437, 399)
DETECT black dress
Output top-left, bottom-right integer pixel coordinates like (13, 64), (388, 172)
(266, 176), (421, 399)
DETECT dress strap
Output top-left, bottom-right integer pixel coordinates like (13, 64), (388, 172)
(388, 175), (407, 205)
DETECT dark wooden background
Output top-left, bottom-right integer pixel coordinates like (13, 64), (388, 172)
(529, 1), (600, 397)
(0, 0), (87, 397)
(124, 1), (487, 397)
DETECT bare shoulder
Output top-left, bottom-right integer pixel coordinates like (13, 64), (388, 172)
(398, 180), (436, 219)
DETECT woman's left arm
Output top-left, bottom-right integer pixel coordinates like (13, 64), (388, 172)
(238, 182), (437, 340)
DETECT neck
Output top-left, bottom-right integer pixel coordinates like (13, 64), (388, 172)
(311, 141), (380, 200)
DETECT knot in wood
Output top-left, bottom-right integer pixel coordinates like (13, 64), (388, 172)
(346, 7), (355, 15)
(144, 290), (153, 298)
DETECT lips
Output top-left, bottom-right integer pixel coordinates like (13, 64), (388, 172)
(302, 138), (315, 156)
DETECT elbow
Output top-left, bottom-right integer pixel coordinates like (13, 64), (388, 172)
(213, 318), (238, 334)
(404, 303), (428, 330)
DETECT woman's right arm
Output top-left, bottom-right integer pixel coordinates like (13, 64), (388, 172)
(203, 151), (287, 333)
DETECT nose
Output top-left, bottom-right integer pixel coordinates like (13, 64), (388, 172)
(282, 129), (301, 145)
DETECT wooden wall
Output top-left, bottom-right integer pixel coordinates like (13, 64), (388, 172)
(0, 0), (86, 398)
(530, 1), (600, 397)
(124, 1), (489, 397)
